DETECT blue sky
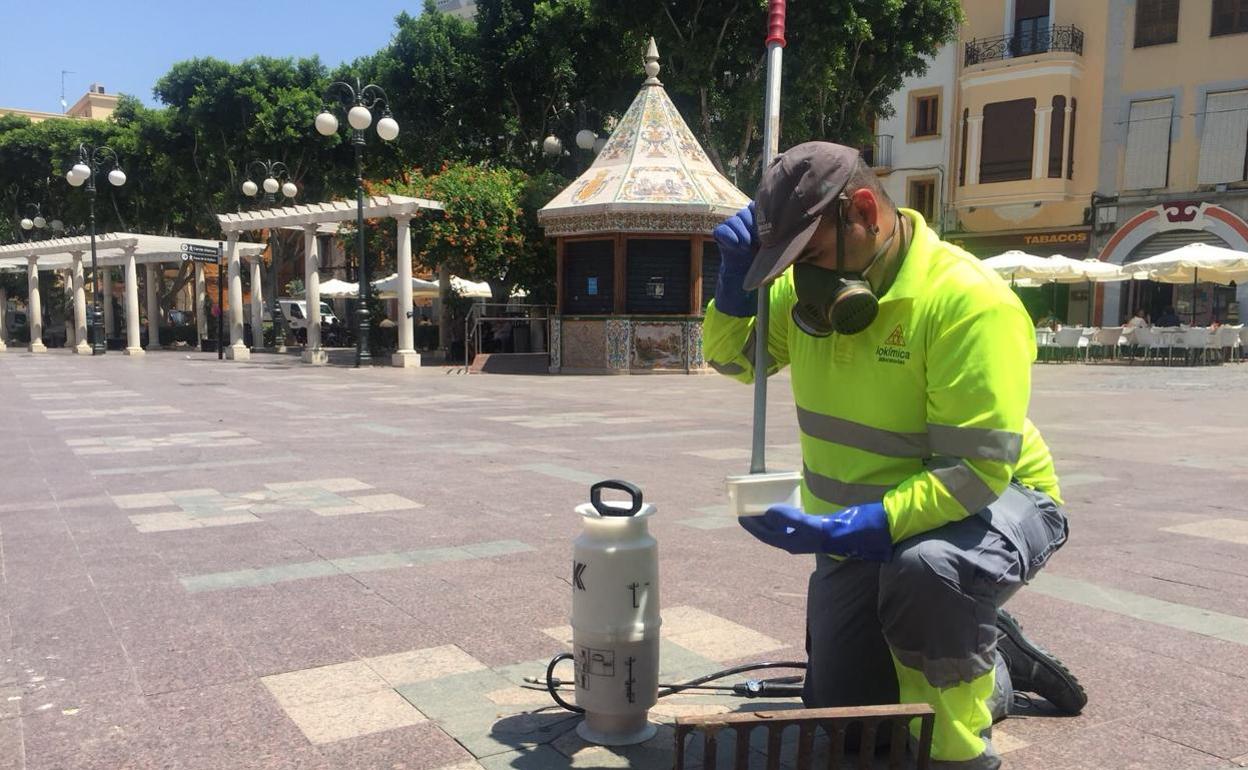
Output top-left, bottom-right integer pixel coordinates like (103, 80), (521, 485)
(0, 0), (422, 113)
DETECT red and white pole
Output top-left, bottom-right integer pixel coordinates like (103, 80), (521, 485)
(750, 0), (786, 475)
(761, 0), (787, 165)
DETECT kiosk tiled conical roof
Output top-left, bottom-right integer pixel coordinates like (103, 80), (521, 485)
(538, 38), (749, 237)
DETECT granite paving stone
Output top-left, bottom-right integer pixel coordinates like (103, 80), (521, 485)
(4, 351), (1248, 767)
(314, 721), (478, 770)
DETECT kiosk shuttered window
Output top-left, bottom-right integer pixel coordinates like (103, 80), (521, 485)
(625, 239), (690, 314)
(563, 240), (614, 315)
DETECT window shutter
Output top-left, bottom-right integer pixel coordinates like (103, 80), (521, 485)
(980, 98), (1036, 183)
(1123, 98), (1173, 190)
(1197, 90), (1248, 185)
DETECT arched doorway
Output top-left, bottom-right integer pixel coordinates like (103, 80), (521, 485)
(1119, 230), (1237, 325)
(1097, 202), (1248, 325)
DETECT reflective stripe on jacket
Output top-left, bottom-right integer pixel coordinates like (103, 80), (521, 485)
(703, 209), (1062, 542)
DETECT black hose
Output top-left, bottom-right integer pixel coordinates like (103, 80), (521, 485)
(657, 660), (806, 698)
(545, 652), (584, 713)
(539, 654), (806, 713)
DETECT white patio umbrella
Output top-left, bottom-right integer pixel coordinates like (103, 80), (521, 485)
(1124, 242), (1248, 324)
(982, 250), (1065, 285)
(370, 273), (440, 299)
(449, 276), (493, 299)
(317, 278), (359, 299)
(983, 250), (1071, 326)
(1044, 256), (1127, 325)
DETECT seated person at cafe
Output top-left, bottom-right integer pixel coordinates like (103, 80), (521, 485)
(1123, 308), (1150, 329)
(1154, 306), (1180, 327)
(1036, 308), (1062, 330)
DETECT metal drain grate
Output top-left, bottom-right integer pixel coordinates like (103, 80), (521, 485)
(674, 703), (935, 770)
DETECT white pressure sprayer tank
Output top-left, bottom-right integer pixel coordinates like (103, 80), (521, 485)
(571, 480), (660, 746)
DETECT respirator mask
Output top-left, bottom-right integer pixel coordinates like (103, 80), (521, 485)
(791, 197), (898, 337)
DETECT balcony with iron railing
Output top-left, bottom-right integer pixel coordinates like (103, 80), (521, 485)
(861, 134), (893, 170)
(964, 24), (1084, 67)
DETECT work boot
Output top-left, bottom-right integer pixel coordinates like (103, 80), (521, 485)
(995, 609), (1087, 715)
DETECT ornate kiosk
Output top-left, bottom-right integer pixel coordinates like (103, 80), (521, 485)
(538, 40), (749, 374)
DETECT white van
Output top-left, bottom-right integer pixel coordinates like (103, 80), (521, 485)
(264, 299), (339, 330)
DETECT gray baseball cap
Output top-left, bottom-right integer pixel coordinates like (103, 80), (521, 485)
(744, 142), (861, 290)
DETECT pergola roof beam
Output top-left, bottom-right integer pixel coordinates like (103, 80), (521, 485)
(217, 194), (444, 233)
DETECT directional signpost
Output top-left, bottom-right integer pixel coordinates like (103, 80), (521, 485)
(181, 243), (225, 359)
(181, 243), (220, 264)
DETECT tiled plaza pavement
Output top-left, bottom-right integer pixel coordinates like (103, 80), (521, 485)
(2, 349), (1247, 769)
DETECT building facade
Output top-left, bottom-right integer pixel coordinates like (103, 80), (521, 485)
(0, 83), (119, 123)
(1092, 0), (1248, 325)
(878, 0), (1248, 326)
(435, 0), (477, 19)
(874, 43), (958, 234)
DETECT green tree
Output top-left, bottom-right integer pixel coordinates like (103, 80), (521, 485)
(380, 162), (528, 301)
(361, 4), (486, 171)
(594, 0), (963, 190)
(471, 0), (639, 172)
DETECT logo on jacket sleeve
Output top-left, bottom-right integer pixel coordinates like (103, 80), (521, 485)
(877, 324), (911, 364)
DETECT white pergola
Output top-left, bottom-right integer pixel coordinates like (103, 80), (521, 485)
(0, 233), (264, 356)
(217, 194), (443, 366)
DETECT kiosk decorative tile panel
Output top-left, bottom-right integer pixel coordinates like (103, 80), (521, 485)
(549, 319), (562, 369)
(685, 321), (705, 369)
(633, 322), (685, 370)
(561, 320), (606, 370)
(605, 319), (631, 370)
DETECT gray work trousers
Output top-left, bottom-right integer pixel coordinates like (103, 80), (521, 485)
(803, 482), (1069, 768)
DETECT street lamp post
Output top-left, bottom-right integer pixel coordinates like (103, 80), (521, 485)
(543, 128), (605, 173)
(18, 204), (63, 242)
(315, 78), (399, 367)
(65, 144), (126, 355)
(241, 160), (297, 351)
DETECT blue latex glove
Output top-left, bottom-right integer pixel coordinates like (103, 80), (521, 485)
(739, 503), (894, 561)
(711, 203), (758, 317)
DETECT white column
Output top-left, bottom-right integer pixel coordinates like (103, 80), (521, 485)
(438, 263), (451, 352)
(1060, 105), (1073, 180)
(1032, 105), (1053, 180)
(302, 225), (326, 365)
(101, 265), (114, 340)
(195, 262), (207, 346)
(250, 255), (264, 352)
(145, 263), (161, 350)
(124, 247), (143, 355)
(72, 253), (90, 354)
(1101, 282), (1122, 327)
(26, 257), (45, 353)
(62, 270), (74, 348)
(225, 234), (249, 360)
(392, 215), (420, 368)
(0, 286), (7, 351)
(966, 115), (984, 186)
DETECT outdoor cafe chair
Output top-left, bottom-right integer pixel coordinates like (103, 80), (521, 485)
(1129, 327), (1165, 365)
(1052, 327), (1089, 363)
(1034, 327), (1056, 362)
(1172, 327), (1214, 366)
(1088, 327), (1125, 361)
(1213, 325), (1241, 364)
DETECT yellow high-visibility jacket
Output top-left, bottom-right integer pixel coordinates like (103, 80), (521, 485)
(704, 209), (1061, 542)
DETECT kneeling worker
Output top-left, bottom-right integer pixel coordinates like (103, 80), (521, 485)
(704, 142), (1085, 769)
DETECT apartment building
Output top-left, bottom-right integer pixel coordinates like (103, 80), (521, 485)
(874, 43), (958, 233)
(876, 0), (1248, 325)
(0, 83), (118, 123)
(1094, 0), (1248, 325)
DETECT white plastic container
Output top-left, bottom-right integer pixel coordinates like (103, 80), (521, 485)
(725, 470), (803, 516)
(571, 480), (660, 746)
